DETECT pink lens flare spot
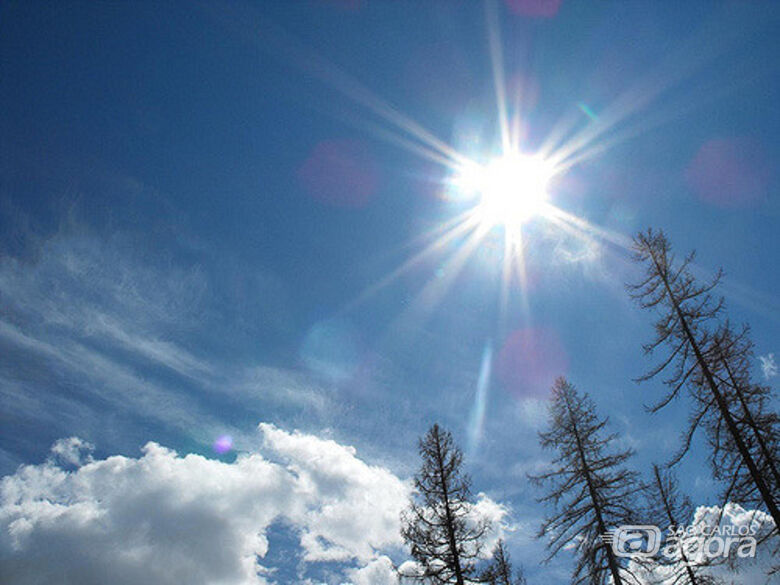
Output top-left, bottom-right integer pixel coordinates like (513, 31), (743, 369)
(505, 0), (562, 18)
(496, 327), (568, 399)
(686, 137), (771, 208)
(298, 139), (379, 208)
(213, 435), (233, 455)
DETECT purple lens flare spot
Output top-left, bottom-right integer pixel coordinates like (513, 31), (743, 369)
(213, 435), (233, 454)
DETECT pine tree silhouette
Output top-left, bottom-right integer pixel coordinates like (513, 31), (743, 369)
(530, 378), (641, 585)
(401, 424), (490, 585)
(629, 229), (779, 528)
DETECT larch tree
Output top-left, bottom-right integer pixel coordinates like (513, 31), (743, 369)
(530, 378), (641, 585)
(645, 465), (718, 585)
(704, 323), (780, 509)
(401, 424), (490, 585)
(629, 229), (780, 528)
(480, 539), (526, 585)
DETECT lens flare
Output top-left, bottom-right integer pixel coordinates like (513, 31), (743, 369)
(480, 154), (552, 225)
(455, 152), (553, 229)
(213, 435), (233, 455)
(467, 342), (493, 456)
(497, 327), (568, 399)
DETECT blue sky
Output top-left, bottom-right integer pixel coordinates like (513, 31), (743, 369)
(1, 2), (779, 584)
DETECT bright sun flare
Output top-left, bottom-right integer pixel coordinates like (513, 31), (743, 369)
(476, 153), (553, 226)
(458, 153), (553, 228)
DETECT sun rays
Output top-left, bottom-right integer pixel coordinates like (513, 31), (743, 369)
(210, 0), (763, 337)
(200, 1), (780, 464)
(212, 3), (642, 325)
(331, 6), (637, 333)
(212, 2), (723, 434)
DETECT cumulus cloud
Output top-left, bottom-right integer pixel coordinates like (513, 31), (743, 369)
(470, 494), (510, 553)
(627, 503), (777, 585)
(0, 424), (411, 585)
(48, 437), (94, 467)
(759, 353), (777, 380)
(258, 423), (408, 563)
(345, 556), (399, 585)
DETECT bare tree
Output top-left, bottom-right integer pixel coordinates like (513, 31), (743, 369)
(401, 424), (490, 585)
(629, 228), (780, 527)
(480, 539), (526, 585)
(705, 322), (780, 507)
(644, 465), (719, 585)
(530, 378), (641, 585)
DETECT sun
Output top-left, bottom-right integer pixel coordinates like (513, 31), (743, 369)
(453, 151), (554, 230)
(472, 153), (553, 227)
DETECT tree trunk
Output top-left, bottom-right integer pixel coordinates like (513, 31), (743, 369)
(718, 351), (780, 489)
(653, 466), (700, 585)
(433, 430), (465, 585)
(653, 256), (780, 527)
(564, 392), (625, 585)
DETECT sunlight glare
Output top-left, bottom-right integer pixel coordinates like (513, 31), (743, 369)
(459, 153), (553, 228)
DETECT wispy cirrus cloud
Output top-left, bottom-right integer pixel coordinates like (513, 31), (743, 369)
(0, 224), (337, 468)
(758, 353), (777, 380)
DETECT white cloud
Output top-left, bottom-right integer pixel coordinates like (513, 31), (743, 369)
(759, 353), (777, 380)
(553, 236), (602, 265)
(0, 424), (411, 585)
(627, 502), (778, 585)
(258, 423), (409, 563)
(470, 494), (509, 554)
(49, 437), (94, 467)
(345, 556), (399, 585)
